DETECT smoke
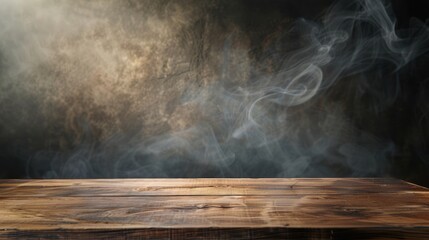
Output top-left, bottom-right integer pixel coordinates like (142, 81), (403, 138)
(0, 0), (428, 178)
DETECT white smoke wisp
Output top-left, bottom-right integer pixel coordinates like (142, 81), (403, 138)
(0, 0), (427, 178)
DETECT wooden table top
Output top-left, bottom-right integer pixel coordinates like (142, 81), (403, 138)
(1, 178), (429, 239)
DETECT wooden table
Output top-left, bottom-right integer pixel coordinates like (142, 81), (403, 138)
(1, 178), (429, 239)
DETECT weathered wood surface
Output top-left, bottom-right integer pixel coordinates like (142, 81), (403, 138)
(0, 178), (428, 239)
(1, 178), (426, 197)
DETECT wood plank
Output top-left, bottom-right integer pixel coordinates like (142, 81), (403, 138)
(2, 228), (429, 240)
(0, 178), (425, 197)
(1, 178), (428, 239)
(2, 193), (429, 229)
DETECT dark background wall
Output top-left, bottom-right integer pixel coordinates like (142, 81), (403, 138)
(0, 0), (428, 186)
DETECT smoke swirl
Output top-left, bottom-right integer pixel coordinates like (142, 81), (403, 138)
(0, 0), (427, 178)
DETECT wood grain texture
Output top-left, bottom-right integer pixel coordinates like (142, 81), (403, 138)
(1, 178), (426, 197)
(0, 178), (428, 239)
